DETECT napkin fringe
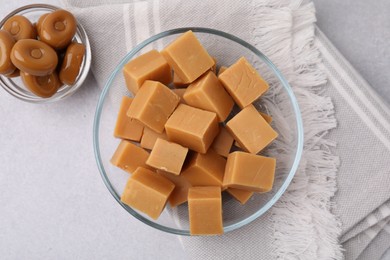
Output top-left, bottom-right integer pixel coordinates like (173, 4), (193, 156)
(250, 1), (343, 259)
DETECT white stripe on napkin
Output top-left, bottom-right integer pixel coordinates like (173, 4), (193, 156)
(123, 3), (133, 52)
(317, 38), (390, 118)
(385, 224), (390, 234)
(317, 40), (390, 136)
(366, 214), (379, 226)
(365, 227), (378, 239)
(320, 63), (390, 152)
(364, 218), (389, 240)
(380, 205), (390, 219)
(133, 1), (151, 45)
(361, 83), (390, 118)
(152, 0), (163, 50)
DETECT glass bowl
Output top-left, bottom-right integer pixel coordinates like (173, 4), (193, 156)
(0, 4), (91, 103)
(93, 27), (303, 235)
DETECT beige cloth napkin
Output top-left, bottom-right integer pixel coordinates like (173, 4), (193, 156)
(316, 29), (390, 260)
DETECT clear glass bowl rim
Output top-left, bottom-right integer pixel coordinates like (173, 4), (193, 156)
(93, 27), (304, 236)
(0, 4), (92, 103)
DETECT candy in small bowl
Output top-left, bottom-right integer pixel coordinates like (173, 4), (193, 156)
(0, 4), (91, 103)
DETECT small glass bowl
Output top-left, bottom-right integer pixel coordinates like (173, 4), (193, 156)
(0, 4), (91, 103)
(93, 27), (304, 235)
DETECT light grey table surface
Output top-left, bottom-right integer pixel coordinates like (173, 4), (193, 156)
(0, 1), (389, 259)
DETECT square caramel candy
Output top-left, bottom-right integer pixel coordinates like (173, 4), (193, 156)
(110, 140), (152, 173)
(233, 110), (273, 149)
(226, 105), (278, 154)
(188, 186), (223, 235)
(259, 111), (273, 124)
(183, 71), (234, 122)
(171, 89), (186, 104)
(172, 73), (188, 88)
(181, 149), (226, 187)
(226, 188), (253, 204)
(157, 170), (192, 207)
(218, 66), (227, 76)
(121, 167), (175, 220)
(127, 80), (180, 133)
(165, 104), (219, 153)
(161, 31), (214, 84)
(140, 127), (168, 150)
(123, 50), (172, 94)
(146, 138), (189, 175)
(211, 127), (234, 158)
(114, 96), (144, 141)
(211, 57), (217, 73)
(219, 57), (269, 108)
(223, 152), (275, 192)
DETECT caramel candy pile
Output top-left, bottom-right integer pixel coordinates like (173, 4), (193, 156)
(0, 10), (85, 98)
(112, 31), (278, 235)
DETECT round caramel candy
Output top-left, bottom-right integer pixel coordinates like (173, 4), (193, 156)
(38, 10), (77, 49)
(59, 42), (85, 85)
(55, 49), (66, 72)
(0, 30), (16, 75)
(3, 15), (37, 41)
(11, 39), (58, 76)
(5, 69), (20, 78)
(20, 71), (61, 98)
(36, 13), (49, 34)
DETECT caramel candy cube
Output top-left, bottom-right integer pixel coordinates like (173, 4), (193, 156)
(226, 105), (278, 154)
(123, 50), (172, 94)
(146, 138), (189, 175)
(183, 71), (234, 122)
(157, 170), (192, 207)
(233, 110), (273, 149)
(165, 104), (219, 153)
(172, 89), (186, 104)
(114, 96), (144, 141)
(211, 127), (234, 157)
(218, 66), (227, 76)
(219, 57), (269, 108)
(211, 57), (217, 72)
(223, 152), (275, 192)
(110, 140), (151, 173)
(127, 81), (180, 133)
(188, 186), (223, 235)
(140, 127), (168, 150)
(173, 73), (188, 88)
(181, 149), (226, 187)
(226, 188), (253, 204)
(121, 167), (175, 220)
(259, 112), (273, 124)
(161, 31), (214, 84)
